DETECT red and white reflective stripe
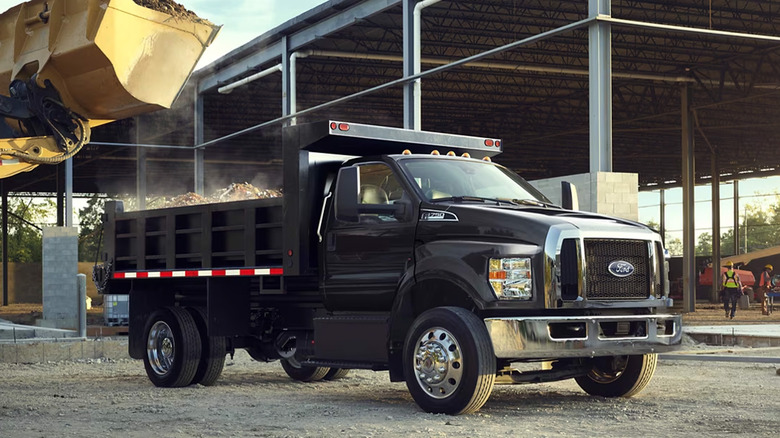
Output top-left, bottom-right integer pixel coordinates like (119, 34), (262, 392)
(113, 267), (283, 279)
(0, 159), (20, 165)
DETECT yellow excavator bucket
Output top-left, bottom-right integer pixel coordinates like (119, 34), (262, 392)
(0, 0), (219, 123)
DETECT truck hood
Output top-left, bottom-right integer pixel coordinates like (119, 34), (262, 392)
(417, 203), (658, 246)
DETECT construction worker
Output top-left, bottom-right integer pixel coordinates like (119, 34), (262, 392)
(759, 264), (774, 315)
(722, 261), (743, 319)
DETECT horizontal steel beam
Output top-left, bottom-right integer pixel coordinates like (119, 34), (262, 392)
(197, 0), (400, 93)
(660, 354), (780, 364)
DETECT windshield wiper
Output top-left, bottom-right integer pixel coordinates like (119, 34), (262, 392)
(429, 196), (518, 205)
(511, 198), (556, 208)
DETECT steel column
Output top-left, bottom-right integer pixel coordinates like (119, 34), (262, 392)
(136, 120), (147, 210)
(681, 85), (696, 313)
(733, 180), (740, 255)
(65, 158), (73, 227)
(56, 163), (64, 226)
(659, 188), (666, 245)
(588, 0), (612, 172)
(402, 0), (416, 129)
(194, 86), (205, 195)
(711, 155), (721, 302)
(282, 36), (291, 118)
(1, 182), (7, 306)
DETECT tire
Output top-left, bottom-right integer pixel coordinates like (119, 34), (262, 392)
(280, 359), (330, 382)
(575, 354), (658, 398)
(323, 368), (351, 381)
(403, 307), (496, 415)
(186, 307), (226, 386)
(143, 307), (202, 387)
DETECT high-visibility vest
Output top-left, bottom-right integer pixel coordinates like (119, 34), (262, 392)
(760, 271), (771, 288)
(723, 270), (740, 288)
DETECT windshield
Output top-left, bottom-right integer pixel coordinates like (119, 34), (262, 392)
(399, 158), (551, 204)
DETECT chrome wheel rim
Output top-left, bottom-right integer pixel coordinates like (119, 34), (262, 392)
(588, 356), (628, 383)
(147, 321), (175, 376)
(413, 327), (463, 399)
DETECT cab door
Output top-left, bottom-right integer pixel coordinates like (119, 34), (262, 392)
(322, 162), (416, 311)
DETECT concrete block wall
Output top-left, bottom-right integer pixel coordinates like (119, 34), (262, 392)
(530, 172), (639, 221)
(41, 227), (79, 329)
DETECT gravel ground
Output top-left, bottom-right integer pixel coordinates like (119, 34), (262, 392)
(1, 347), (779, 438)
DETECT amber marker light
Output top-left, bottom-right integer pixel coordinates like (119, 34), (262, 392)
(431, 150), (440, 155)
(462, 153), (471, 158)
(402, 149), (412, 155)
(446, 151), (456, 156)
(482, 156), (492, 162)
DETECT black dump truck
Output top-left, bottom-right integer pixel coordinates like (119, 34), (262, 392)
(94, 121), (681, 415)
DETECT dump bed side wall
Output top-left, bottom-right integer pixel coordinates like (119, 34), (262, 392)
(103, 198), (284, 272)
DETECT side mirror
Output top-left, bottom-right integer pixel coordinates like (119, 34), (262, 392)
(335, 166), (360, 222)
(561, 181), (579, 210)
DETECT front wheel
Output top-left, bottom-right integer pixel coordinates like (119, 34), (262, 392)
(143, 307), (202, 387)
(403, 307), (496, 415)
(575, 354), (658, 398)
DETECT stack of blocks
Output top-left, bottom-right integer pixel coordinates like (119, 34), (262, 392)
(529, 172), (639, 221)
(39, 227), (79, 329)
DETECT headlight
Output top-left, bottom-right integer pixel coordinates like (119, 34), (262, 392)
(489, 257), (532, 300)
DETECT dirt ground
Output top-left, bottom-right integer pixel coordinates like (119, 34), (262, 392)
(2, 303), (780, 436)
(0, 346), (778, 437)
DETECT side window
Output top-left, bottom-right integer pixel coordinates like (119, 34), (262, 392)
(356, 163), (404, 222)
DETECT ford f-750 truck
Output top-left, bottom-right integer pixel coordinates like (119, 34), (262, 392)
(95, 121), (681, 415)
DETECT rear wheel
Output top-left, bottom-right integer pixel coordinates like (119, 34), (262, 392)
(403, 307), (495, 415)
(280, 358), (330, 382)
(143, 307), (201, 387)
(187, 307), (226, 386)
(323, 368), (351, 380)
(575, 354), (658, 398)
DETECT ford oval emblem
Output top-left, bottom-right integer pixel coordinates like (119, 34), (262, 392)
(608, 260), (635, 278)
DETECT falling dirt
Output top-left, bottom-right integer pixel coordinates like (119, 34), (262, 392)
(133, 0), (203, 22)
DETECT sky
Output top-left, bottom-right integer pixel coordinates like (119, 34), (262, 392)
(185, 0), (329, 70)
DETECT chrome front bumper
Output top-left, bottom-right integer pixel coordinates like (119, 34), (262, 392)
(484, 314), (682, 359)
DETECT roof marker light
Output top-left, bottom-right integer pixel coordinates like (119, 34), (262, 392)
(330, 122), (337, 130)
(402, 149), (412, 155)
(484, 139), (494, 147)
(338, 123), (350, 131)
(482, 156), (492, 162)
(431, 150), (440, 155)
(447, 151), (456, 156)
(462, 152), (471, 158)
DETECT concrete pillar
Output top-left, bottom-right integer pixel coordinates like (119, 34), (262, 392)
(40, 227), (79, 329)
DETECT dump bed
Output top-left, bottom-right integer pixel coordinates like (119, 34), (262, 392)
(103, 199), (284, 275)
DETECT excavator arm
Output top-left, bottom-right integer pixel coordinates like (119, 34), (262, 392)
(0, 0), (220, 178)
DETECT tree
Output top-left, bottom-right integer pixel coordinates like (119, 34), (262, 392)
(2, 198), (55, 262)
(78, 195), (106, 262)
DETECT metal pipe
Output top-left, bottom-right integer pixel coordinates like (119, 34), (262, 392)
(304, 49), (694, 83)
(413, 0), (441, 130)
(217, 64), (283, 94)
(289, 51), (311, 125)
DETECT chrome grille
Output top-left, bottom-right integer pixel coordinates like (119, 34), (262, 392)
(585, 239), (650, 300)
